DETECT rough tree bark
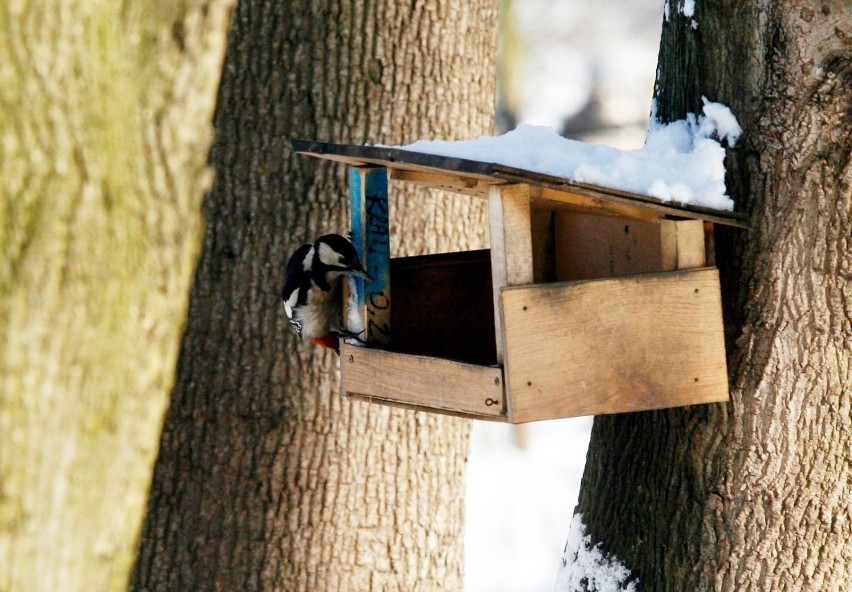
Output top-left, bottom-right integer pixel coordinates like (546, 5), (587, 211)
(577, 1), (851, 590)
(131, 2), (496, 591)
(0, 2), (233, 592)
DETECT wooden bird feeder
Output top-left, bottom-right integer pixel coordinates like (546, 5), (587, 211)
(291, 139), (745, 423)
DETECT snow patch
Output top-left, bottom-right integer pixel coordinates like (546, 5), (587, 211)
(666, 0), (697, 28)
(554, 514), (637, 592)
(396, 100), (741, 211)
(679, 0), (698, 29)
(464, 418), (593, 592)
(699, 97), (742, 147)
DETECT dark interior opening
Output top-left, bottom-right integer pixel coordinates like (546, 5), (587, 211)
(389, 249), (497, 366)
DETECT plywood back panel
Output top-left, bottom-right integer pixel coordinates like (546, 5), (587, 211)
(554, 213), (708, 281)
(501, 268), (729, 422)
(390, 250), (496, 365)
(555, 212), (663, 280)
(341, 344), (506, 419)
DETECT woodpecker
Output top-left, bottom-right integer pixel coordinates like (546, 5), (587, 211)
(281, 233), (370, 353)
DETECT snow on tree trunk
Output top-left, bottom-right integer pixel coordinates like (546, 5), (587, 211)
(130, 1), (496, 591)
(0, 2), (233, 591)
(572, 1), (851, 590)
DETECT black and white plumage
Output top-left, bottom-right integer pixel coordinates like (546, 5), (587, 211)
(281, 234), (370, 352)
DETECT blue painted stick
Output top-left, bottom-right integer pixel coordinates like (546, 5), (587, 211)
(348, 166), (391, 344)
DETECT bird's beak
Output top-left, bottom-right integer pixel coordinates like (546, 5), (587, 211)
(351, 263), (372, 281)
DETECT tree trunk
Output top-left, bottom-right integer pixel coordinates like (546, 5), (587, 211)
(131, 2), (496, 591)
(0, 3), (232, 592)
(576, 1), (851, 590)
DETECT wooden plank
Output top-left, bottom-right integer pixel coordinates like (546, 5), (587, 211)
(554, 212), (666, 281)
(501, 268), (729, 423)
(660, 219), (706, 270)
(554, 214), (709, 281)
(349, 167), (391, 344)
(488, 184), (533, 364)
(340, 344), (506, 419)
(344, 393), (509, 422)
(389, 168), (500, 198)
(294, 141), (499, 180)
(535, 186), (665, 222)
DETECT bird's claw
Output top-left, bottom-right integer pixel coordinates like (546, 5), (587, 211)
(339, 329), (367, 347)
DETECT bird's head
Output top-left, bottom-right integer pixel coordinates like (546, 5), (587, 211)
(313, 234), (372, 282)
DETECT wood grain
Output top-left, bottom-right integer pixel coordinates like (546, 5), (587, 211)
(390, 168), (499, 197)
(660, 219), (706, 270)
(536, 186), (665, 222)
(555, 212), (666, 281)
(488, 184), (534, 363)
(501, 267), (729, 422)
(340, 344), (506, 419)
(554, 214), (709, 281)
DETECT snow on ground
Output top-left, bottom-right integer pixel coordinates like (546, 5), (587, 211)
(398, 99), (741, 211)
(554, 514), (638, 592)
(463, 418), (593, 592)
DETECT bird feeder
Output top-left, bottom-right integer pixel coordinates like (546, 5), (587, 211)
(291, 139), (745, 423)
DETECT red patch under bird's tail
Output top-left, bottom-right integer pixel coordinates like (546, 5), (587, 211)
(311, 333), (340, 354)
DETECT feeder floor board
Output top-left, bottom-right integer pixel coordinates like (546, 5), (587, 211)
(291, 138), (748, 228)
(341, 344), (507, 420)
(500, 267), (729, 422)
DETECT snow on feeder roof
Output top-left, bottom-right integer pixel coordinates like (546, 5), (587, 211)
(292, 100), (746, 228)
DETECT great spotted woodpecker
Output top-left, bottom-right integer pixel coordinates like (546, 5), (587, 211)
(281, 234), (370, 353)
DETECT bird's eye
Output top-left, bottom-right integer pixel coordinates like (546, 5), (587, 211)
(338, 255), (346, 264)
